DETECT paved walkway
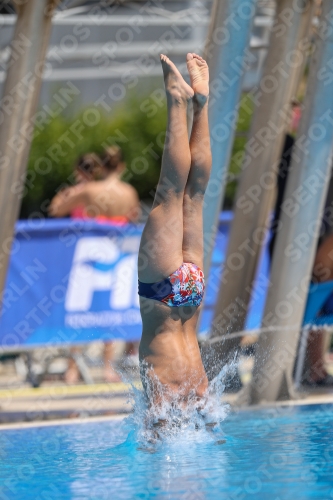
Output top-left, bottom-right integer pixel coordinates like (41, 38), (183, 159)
(0, 382), (135, 424)
(1, 381), (333, 427)
(1, 352), (333, 426)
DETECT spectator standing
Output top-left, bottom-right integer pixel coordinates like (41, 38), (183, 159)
(49, 148), (140, 383)
(269, 102), (333, 386)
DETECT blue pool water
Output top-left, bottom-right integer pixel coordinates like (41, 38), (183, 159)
(1, 404), (333, 499)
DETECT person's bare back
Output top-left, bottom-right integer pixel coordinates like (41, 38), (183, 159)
(82, 177), (139, 220)
(139, 300), (208, 403)
(49, 152), (140, 221)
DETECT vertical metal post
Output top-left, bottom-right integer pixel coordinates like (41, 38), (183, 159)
(211, 0), (314, 359)
(0, 0), (58, 295)
(250, 0), (333, 403)
(203, 0), (257, 275)
(294, 326), (310, 389)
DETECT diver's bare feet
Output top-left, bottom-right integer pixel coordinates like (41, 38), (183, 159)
(186, 53), (209, 103)
(160, 54), (194, 104)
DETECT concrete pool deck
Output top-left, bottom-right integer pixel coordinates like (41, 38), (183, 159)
(1, 380), (333, 428)
(0, 382), (134, 424)
(1, 348), (333, 425)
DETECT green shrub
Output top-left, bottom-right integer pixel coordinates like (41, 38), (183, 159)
(20, 92), (167, 218)
(20, 92), (253, 218)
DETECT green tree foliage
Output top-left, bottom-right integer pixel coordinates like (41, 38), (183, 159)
(20, 93), (253, 218)
(20, 93), (167, 219)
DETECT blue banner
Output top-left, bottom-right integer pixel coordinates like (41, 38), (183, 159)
(0, 219), (143, 349)
(0, 215), (270, 350)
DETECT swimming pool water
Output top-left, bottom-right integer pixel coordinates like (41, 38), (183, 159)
(1, 404), (333, 499)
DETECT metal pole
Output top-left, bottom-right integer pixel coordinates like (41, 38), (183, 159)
(250, 0), (333, 403)
(0, 0), (58, 295)
(294, 326), (310, 389)
(210, 0), (314, 361)
(202, 0), (257, 275)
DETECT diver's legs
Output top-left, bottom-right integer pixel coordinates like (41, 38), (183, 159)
(183, 53), (211, 267)
(138, 55), (193, 283)
(179, 53), (211, 396)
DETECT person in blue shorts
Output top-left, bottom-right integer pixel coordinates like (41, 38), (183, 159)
(306, 234), (333, 386)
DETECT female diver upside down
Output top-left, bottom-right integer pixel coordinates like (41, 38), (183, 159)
(138, 53), (212, 406)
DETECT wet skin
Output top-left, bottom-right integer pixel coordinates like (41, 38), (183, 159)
(139, 298), (208, 402)
(138, 53), (211, 405)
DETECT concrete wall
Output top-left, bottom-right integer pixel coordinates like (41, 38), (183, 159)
(0, 1), (273, 110)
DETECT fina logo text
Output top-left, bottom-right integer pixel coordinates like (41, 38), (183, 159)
(64, 237), (140, 328)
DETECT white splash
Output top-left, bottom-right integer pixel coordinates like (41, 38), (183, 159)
(122, 360), (234, 451)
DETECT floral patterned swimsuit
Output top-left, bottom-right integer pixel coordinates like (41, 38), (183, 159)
(138, 262), (205, 307)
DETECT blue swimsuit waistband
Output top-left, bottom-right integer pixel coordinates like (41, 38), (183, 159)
(138, 277), (173, 301)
